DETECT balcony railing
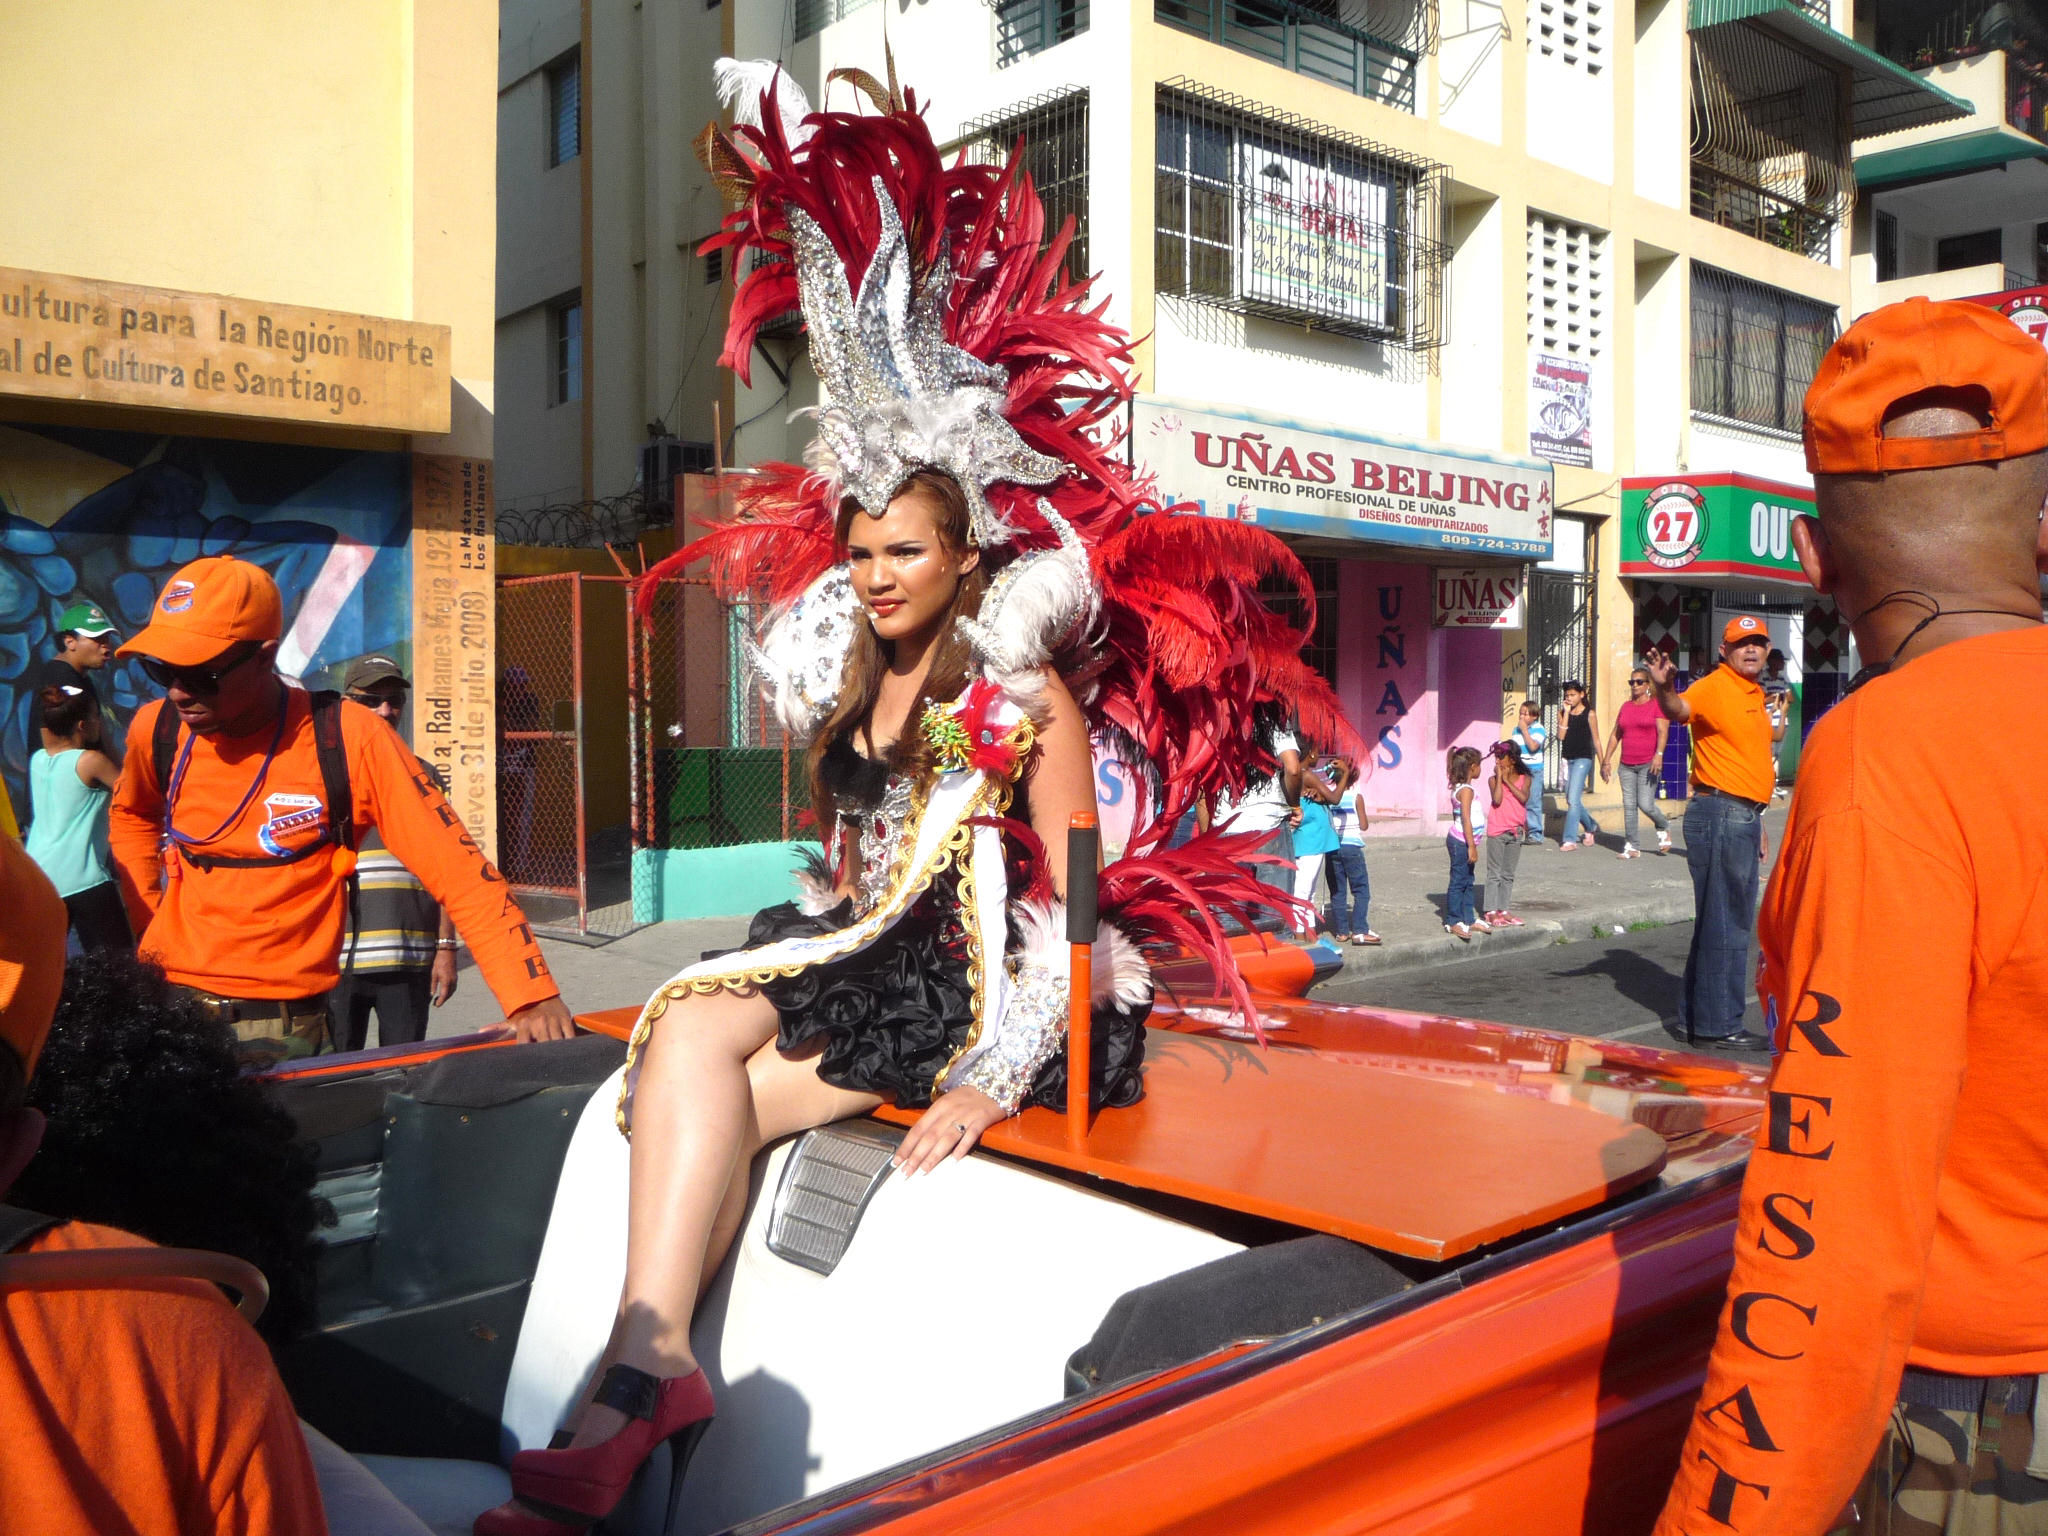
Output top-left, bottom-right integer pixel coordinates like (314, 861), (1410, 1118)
(1156, 0), (1419, 110)
(1689, 164), (1835, 259)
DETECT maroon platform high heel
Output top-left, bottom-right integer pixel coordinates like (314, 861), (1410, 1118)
(473, 1364), (716, 1535)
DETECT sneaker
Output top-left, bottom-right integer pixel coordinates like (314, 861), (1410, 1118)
(1494, 911), (1526, 927)
(1656, 830), (1672, 854)
(1445, 922), (1471, 942)
(1619, 844), (1640, 859)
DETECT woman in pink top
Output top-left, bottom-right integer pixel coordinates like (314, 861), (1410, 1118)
(1599, 666), (1672, 858)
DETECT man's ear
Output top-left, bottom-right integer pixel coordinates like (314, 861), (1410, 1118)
(1791, 515), (1835, 595)
(0, 1108), (46, 1197)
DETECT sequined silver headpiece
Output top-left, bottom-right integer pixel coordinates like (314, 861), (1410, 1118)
(788, 182), (1068, 548)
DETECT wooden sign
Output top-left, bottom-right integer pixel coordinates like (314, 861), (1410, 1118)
(412, 455), (497, 861)
(0, 265), (451, 434)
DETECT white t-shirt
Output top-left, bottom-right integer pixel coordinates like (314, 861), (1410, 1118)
(1215, 729), (1299, 836)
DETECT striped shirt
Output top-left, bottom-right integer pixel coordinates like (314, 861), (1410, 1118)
(339, 757), (444, 975)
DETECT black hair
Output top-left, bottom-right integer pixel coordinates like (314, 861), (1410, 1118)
(9, 952), (332, 1346)
(38, 684), (92, 738)
(1562, 679), (1586, 695)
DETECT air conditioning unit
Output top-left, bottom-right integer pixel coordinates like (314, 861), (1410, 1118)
(640, 438), (717, 515)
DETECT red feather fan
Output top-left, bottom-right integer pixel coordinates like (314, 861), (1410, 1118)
(642, 74), (1362, 1021)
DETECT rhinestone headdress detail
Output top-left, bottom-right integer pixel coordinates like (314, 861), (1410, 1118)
(788, 185), (1067, 547)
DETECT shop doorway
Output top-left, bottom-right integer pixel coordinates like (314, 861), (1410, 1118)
(1526, 516), (1599, 796)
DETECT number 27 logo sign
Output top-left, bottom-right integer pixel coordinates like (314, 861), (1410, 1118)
(1640, 482), (1708, 570)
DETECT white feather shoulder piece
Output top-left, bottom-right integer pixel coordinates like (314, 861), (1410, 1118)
(1011, 901), (1152, 1007)
(714, 58), (814, 146)
(747, 565), (857, 740)
(957, 500), (1098, 690)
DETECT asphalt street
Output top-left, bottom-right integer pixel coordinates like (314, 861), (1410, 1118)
(1309, 918), (1768, 1053)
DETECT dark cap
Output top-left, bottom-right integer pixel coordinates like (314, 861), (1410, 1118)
(343, 655), (408, 692)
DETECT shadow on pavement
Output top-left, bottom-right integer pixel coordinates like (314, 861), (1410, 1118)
(1553, 946), (1682, 1019)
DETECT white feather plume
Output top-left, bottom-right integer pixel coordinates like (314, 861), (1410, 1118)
(1011, 902), (1152, 1008)
(957, 500), (1098, 684)
(714, 58), (814, 146)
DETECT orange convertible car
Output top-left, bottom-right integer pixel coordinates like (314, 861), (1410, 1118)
(271, 936), (1762, 1536)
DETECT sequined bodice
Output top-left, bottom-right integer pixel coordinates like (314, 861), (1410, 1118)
(820, 735), (918, 917)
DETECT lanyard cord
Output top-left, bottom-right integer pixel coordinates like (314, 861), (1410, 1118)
(162, 696), (291, 853)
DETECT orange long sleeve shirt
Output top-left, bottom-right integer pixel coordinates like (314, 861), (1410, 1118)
(110, 691), (556, 1014)
(0, 1220), (328, 1536)
(1655, 626), (2048, 1536)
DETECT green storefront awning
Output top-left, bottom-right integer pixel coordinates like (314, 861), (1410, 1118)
(1855, 126), (2048, 188)
(1688, 0), (1974, 138)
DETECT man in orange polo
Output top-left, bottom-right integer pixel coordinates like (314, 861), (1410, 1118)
(0, 832), (329, 1534)
(1653, 298), (2048, 1534)
(109, 555), (575, 1058)
(1645, 614), (1785, 1052)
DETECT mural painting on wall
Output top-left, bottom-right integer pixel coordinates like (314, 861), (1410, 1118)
(0, 422), (411, 812)
(1357, 564), (1429, 822)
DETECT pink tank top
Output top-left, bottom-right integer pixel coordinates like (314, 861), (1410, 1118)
(1489, 770), (1529, 834)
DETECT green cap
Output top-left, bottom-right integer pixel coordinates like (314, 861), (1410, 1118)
(57, 602), (116, 638)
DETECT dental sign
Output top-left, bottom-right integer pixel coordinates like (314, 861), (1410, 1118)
(1134, 396), (1554, 560)
(1618, 473), (1813, 585)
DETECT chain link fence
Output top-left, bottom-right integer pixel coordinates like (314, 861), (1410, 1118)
(495, 570), (809, 941)
(632, 576), (808, 871)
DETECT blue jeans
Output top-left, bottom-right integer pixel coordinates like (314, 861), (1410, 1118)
(1325, 843), (1371, 933)
(1561, 757), (1601, 843)
(1444, 835), (1478, 926)
(1678, 792), (1762, 1039)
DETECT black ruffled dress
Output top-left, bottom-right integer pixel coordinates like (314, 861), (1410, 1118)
(712, 739), (1147, 1112)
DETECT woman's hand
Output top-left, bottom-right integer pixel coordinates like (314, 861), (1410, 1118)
(895, 1085), (1006, 1176)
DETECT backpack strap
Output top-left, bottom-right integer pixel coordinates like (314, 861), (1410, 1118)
(0, 1203), (60, 1255)
(152, 697), (181, 796)
(308, 690), (355, 854)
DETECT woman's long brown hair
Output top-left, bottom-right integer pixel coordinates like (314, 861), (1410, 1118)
(807, 469), (990, 835)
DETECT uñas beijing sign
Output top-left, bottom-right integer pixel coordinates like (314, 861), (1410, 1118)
(1134, 396), (1554, 559)
(0, 266), (452, 434)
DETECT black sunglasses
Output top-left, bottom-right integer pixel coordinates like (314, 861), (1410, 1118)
(140, 642), (264, 696)
(347, 688), (408, 709)
(1628, 677), (1649, 685)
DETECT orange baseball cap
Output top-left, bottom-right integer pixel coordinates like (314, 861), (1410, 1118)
(1723, 614), (1769, 647)
(1803, 297), (2048, 474)
(0, 833), (68, 1081)
(117, 556), (284, 667)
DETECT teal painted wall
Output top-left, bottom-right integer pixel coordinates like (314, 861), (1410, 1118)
(632, 841), (813, 922)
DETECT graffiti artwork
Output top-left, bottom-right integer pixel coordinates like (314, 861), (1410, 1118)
(0, 422), (412, 811)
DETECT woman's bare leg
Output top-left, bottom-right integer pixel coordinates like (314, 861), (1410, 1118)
(567, 996), (878, 1449)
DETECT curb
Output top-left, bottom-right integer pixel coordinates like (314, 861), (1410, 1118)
(1320, 889), (1699, 982)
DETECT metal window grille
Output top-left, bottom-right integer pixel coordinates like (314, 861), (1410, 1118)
(1689, 24), (1850, 259)
(962, 89), (1091, 285)
(1877, 0), (2032, 71)
(1876, 209), (1899, 282)
(547, 53), (581, 168)
(794, 0), (876, 41)
(1529, 0), (1603, 71)
(1526, 215), (1606, 363)
(1154, 82), (1448, 349)
(994, 0), (1090, 64)
(1156, 0), (1427, 108)
(550, 298), (583, 406)
(1258, 557), (1341, 690)
(1690, 264), (1838, 434)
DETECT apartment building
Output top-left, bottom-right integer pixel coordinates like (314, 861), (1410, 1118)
(498, 0), (1975, 830)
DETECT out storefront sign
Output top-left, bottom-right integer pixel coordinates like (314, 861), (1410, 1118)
(1618, 473), (1814, 585)
(1134, 395), (1555, 560)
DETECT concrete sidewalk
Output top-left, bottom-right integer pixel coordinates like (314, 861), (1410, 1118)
(423, 798), (1791, 1039)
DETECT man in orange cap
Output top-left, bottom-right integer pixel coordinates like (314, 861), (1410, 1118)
(1644, 612), (1786, 1053)
(0, 831), (328, 1533)
(108, 555), (575, 1058)
(1654, 297), (2048, 1535)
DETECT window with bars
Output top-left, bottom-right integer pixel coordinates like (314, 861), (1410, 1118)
(1259, 557), (1341, 691)
(962, 90), (1090, 286)
(1689, 23), (1850, 259)
(794, 0), (875, 41)
(996, 0), (1089, 63)
(546, 52), (581, 168)
(1526, 215), (1606, 362)
(1529, 0), (1603, 70)
(1155, 0), (1425, 109)
(1153, 81), (1448, 348)
(1690, 265), (1837, 435)
(549, 295), (583, 406)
